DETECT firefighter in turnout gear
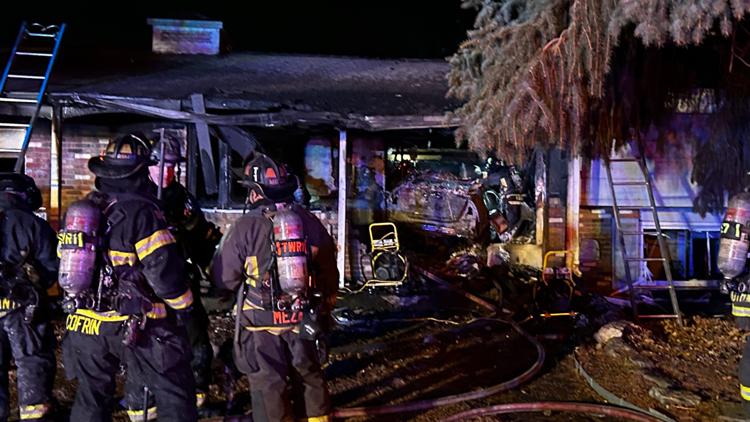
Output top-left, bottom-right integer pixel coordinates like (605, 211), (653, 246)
(211, 152), (338, 422)
(719, 191), (750, 416)
(0, 173), (57, 422)
(146, 133), (221, 414)
(61, 133), (198, 422)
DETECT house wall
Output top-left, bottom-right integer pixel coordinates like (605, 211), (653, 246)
(23, 121), (387, 282)
(24, 122), (188, 228)
(578, 115), (723, 291)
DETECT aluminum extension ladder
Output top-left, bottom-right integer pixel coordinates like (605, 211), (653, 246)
(605, 148), (683, 326)
(0, 22), (65, 173)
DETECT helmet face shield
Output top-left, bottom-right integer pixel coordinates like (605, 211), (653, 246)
(88, 133), (153, 179)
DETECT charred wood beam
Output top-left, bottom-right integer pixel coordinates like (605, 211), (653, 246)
(189, 93), (218, 195)
(218, 137), (230, 208)
(0, 103), (52, 119)
(183, 97), (281, 112)
(363, 114), (461, 130)
(47, 93), (460, 131)
(187, 125), (198, 196)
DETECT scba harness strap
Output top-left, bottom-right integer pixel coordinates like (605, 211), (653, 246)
(238, 206), (323, 337)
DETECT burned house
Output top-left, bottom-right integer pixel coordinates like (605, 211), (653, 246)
(446, 0), (750, 320)
(0, 20), (495, 287)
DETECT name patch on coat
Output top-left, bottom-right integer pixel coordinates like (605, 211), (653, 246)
(272, 310), (303, 325)
(0, 298), (18, 311)
(66, 314), (102, 336)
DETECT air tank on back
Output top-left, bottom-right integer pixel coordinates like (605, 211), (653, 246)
(718, 192), (750, 279)
(58, 199), (101, 297)
(272, 204), (309, 296)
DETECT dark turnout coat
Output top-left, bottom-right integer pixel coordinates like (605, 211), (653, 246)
(211, 203), (338, 331)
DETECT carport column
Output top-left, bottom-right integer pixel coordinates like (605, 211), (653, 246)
(50, 104), (62, 227)
(337, 129), (347, 288)
(566, 155), (581, 275)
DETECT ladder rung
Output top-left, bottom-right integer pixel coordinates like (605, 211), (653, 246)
(616, 205), (652, 210)
(0, 97), (38, 104)
(25, 31), (57, 38)
(612, 181), (649, 186)
(625, 257), (666, 262)
(15, 51), (53, 57)
(0, 123), (29, 128)
(7, 74), (45, 80)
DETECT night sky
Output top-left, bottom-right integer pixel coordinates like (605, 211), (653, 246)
(0, 2), (475, 58)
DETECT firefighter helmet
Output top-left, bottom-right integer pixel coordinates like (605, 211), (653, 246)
(241, 152), (298, 202)
(88, 133), (154, 179)
(0, 172), (42, 210)
(150, 133), (185, 164)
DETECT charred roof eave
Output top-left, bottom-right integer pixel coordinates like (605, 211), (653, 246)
(46, 92), (462, 131)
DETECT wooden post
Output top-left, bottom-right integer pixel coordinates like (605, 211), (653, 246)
(337, 129), (347, 288)
(566, 155), (581, 274)
(50, 105), (63, 227)
(187, 125), (198, 196)
(218, 138), (230, 208)
(535, 148), (546, 246)
(190, 93), (217, 195)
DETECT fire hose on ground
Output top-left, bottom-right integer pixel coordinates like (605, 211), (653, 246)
(442, 401), (666, 422)
(331, 263), (545, 418)
(331, 262), (670, 420)
(331, 316), (545, 418)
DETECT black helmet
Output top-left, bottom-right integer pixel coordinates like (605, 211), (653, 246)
(0, 172), (42, 210)
(150, 133), (184, 164)
(241, 152), (298, 201)
(88, 133), (154, 179)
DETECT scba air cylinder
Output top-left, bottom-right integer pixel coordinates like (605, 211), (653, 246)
(718, 192), (750, 280)
(272, 205), (309, 296)
(58, 199), (100, 297)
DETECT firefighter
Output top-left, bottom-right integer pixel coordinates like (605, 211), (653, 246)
(0, 173), (57, 422)
(61, 133), (198, 422)
(211, 152), (338, 422)
(733, 290), (750, 417)
(146, 133), (221, 414)
(718, 191), (750, 417)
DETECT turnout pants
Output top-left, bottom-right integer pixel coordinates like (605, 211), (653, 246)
(237, 329), (330, 422)
(62, 314), (198, 422)
(131, 278), (214, 412)
(732, 293), (750, 415)
(186, 280), (213, 407)
(0, 310), (55, 422)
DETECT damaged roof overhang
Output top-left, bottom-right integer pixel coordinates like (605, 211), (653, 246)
(0, 53), (464, 131)
(40, 92), (460, 131)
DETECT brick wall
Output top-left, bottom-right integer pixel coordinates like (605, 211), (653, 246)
(61, 135), (109, 213)
(545, 197), (566, 268)
(579, 208), (614, 293)
(24, 124), (188, 228)
(24, 123), (52, 212)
